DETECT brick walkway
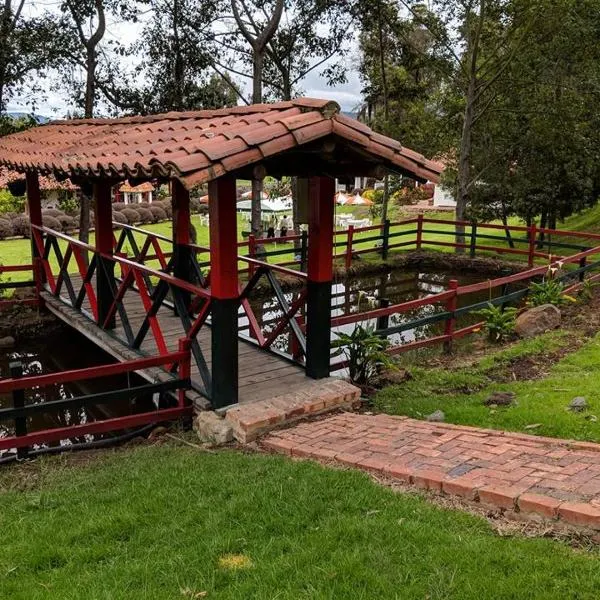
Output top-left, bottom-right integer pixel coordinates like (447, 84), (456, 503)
(263, 412), (600, 530)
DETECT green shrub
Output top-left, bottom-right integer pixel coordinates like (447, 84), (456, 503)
(332, 325), (393, 386)
(0, 218), (13, 239)
(528, 279), (576, 307)
(578, 278), (599, 303)
(476, 303), (518, 342)
(11, 215), (30, 237)
(0, 189), (24, 214)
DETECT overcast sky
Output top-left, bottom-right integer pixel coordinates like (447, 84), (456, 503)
(8, 1), (364, 117)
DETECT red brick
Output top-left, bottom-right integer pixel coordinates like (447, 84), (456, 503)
(442, 478), (479, 501)
(558, 503), (600, 529)
(262, 437), (296, 455)
(518, 493), (561, 519)
(355, 456), (390, 473)
(413, 470), (445, 492)
(383, 464), (413, 483)
(478, 485), (520, 510)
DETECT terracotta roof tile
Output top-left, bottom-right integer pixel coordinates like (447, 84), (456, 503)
(0, 97), (443, 186)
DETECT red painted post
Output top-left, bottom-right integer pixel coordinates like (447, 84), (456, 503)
(345, 225), (354, 269)
(443, 279), (459, 354)
(248, 234), (256, 277)
(94, 180), (116, 329)
(528, 222), (537, 267)
(208, 176), (239, 408)
(306, 176), (335, 379)
(25, 171), (43, 298)
(416, 212), (423, 250)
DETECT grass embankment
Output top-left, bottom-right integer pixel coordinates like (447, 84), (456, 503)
(1, 444), (599, 599)
(375, 326), (600, 443)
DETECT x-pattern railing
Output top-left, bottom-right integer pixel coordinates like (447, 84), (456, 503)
(32, 224), (214, 399)
(238, 257), (307, 361)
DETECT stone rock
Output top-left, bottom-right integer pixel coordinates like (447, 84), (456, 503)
(194, 411), (234, 445)
(515, 304), (561, 338)
(426, 410), (445, 422)
(378, 368), (412, 386)
(0, 336), (15, 349)
(568, 396), (588, 412)
(484, 391), (515, 406)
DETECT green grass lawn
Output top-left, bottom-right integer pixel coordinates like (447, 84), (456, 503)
(0, 444), (599, 599)
(374, 328), (600, 442)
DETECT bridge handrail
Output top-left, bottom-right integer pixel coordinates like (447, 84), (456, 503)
(34, 224), (211, 299)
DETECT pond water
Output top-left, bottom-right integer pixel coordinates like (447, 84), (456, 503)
(238, 266), (508, 355)
(0, 326), (155, 457)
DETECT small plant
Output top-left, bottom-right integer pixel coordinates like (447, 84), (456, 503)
(528, 279), (576, 307)
(476, 303), (518, 342)
(578, 278), (599, 303)
(333, 325), (394, 386)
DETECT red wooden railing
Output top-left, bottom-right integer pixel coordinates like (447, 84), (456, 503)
(0, 349), (192, 453)
(330, 242), (600, 370)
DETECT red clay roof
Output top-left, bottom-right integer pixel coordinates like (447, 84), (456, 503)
(0, 167), (77, 192)
(119, 181), (154, 193)
(0, 98), (442, 187)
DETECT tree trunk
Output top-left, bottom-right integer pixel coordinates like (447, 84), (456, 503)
(500, 198), (514, 248)
(79, 47), (96, 251)
(249, 51), (265, 235)
(456, 76), (476, 252)
(537, 209), (547, 249)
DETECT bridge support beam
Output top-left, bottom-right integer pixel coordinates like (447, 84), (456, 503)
(95, 181), (116, 330)
(172, 179), (192, 313)
(208, 176), (238, 408)
(25, 172), (43, 298)
(306, 176), (335, 379)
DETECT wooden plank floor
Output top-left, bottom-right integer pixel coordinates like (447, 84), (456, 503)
(42, 276), (310, 405)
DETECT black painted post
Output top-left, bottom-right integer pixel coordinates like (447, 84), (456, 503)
(381, 219), (391, 260)
(470, 221), (477, 258)
(376, 298), (390, 339)
(10, 361), (28, 460)
(579, 257), (587, 283)
(172, 180), (192, 315)
(300, 230), (308, 272)
(500, 268), (511, 310)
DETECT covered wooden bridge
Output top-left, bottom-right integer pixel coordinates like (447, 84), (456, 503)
(0, 98), (441, 416)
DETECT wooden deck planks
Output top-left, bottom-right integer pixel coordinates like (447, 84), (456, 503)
(45, 276), (309, 405)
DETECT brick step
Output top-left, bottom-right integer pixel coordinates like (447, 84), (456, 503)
(221, 379), (360, 443)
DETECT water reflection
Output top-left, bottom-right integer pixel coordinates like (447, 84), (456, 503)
(238, 268), (503, 355)
(0, 327), (155, 455)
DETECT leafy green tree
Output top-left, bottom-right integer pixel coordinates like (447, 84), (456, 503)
(467, 0), (600, 235)
(0, 1), (65, 114)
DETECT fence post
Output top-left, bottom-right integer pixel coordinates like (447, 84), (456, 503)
(469, 220), (477, 258)
(416, 213), (423, 250)
(381, 219), (391, 260)
(500, 268), (511, 309)
(579, 256), (587, 283)
(248, 234), (256, 277)
(345, 225), (354, 269)
(177, 339), (191, 408)
(528, 222), (537, 268)
(443, 279), (459, 354)
(300, 230), (308, 272)
(9, 361), (28, 460)
(376, 298), (390, 338)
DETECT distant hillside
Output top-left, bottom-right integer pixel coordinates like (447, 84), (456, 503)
(5, 112), (49, 124)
